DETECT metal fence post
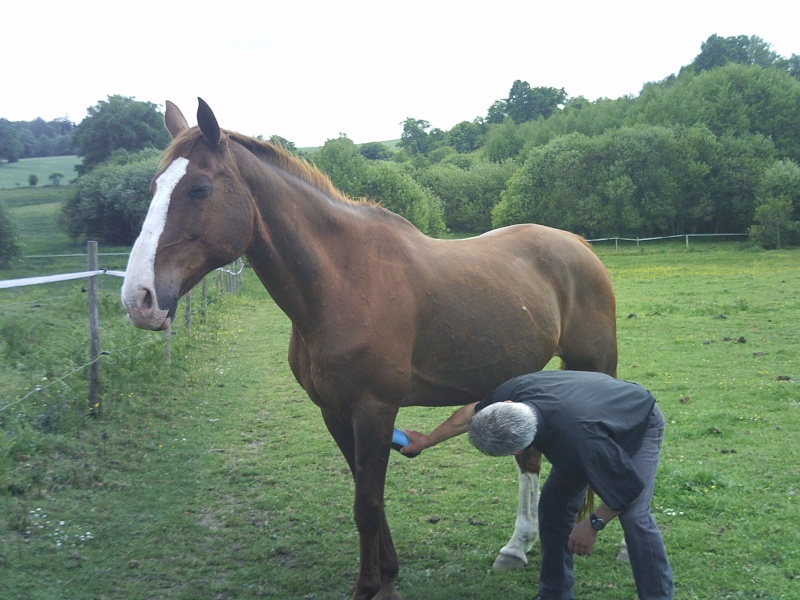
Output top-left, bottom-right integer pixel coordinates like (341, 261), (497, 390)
(185, 291), (192, 329)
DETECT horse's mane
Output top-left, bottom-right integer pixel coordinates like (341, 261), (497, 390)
(162, 127), (359, 205)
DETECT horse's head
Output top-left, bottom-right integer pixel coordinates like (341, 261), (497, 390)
(121, 99), (255, 330)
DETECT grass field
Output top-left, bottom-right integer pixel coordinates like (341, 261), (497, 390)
(0, 156), (82, 189)
(0, 186), (83, 257)
(1, 198), (799, 598)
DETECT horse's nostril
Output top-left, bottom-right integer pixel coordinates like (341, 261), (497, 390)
(140, 288), (154, 311)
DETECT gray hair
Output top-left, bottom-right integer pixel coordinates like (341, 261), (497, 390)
(469, 402), (538, 456)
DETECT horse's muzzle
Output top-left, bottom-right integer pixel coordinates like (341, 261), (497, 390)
(121, 282), (174, 331)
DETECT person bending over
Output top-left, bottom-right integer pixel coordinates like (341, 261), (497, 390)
(401, 370), (674, 600)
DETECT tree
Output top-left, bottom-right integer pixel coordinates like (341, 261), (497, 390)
(268, 135), (298, 154)
(9, 117), (76, 158)
(749, 160), (800, 248)
(49, 173), (64, 186)
(72, 95), (171, 173)
(359, 141), (393, 161)
(785, 54), (800, 81)
(312, 135), (368, 198)
(486, 100), (507, 125)
(445, 119), (486, 154)
(633, 64), (800, 162)
(0, 119), (23, 162)
(416, 159), (517, 232)
(691, 34), (780, 72)
(507, 81), (567, 123)
(483, 118), (526, 162)
(487, 81), (567, 125)
(28, 174), (38, 186)
(493, 125), (733, 238)
(399, 118), (433, 155)
(708, 133), (776, 232)
(0, 201), (21, 268)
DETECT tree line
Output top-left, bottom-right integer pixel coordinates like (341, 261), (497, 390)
(311, 34), (800, 248)
(0, 117), (76, 162)
(4, 33), (799, 270)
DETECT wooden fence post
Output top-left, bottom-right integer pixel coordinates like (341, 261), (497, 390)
(87, 241), (101, 417)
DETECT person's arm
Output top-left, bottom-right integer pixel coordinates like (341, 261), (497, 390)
(400, 402), (479, 454)
(568, 502), (621, 556)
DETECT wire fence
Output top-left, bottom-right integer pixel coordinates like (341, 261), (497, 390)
(1, 231), (748, 418)
(0, 243), (244, 417)
(586, 233), (749, 249)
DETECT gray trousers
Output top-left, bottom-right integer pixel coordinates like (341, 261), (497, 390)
(536, 405), (674, 599)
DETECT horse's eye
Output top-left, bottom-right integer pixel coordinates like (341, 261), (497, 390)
(189, 184), (213, 199)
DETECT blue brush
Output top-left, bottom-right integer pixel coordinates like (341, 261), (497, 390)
(392, 427), (420, 458)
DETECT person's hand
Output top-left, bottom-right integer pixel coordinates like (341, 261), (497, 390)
(568, 519), (598, 556)
(400, 430), (430, 455)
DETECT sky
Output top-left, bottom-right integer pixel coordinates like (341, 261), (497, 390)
(2, 1), (798, 147)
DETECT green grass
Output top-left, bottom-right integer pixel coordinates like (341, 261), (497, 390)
(1, 236), (799, 598)
(0, 156), (81, 189)
(1, 185), (132, 270)
(1, 186), (81, 257)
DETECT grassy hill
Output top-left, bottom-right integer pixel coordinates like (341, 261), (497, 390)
(0, 186), (81, 259)
(0, 156), (82, 189)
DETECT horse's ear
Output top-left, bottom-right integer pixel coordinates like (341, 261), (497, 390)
(197, 97), (221, 147)
(164, 101), (189, 138)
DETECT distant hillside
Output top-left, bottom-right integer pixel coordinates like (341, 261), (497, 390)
(0, 156), (82, 189)
(299, 139), (399, 155)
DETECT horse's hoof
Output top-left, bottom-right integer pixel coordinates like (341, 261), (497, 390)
(492, 552), (527, 570)
(616, 547), (630, 562)
(361, 583), (401, 600)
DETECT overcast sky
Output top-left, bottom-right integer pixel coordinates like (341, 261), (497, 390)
(2, 1), (798, 147)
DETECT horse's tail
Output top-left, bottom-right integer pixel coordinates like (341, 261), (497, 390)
(578, 488), (595, 522)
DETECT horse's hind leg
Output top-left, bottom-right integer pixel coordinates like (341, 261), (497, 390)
(560, 328), (631, 561)
(493, 447), (542, 569)
(558, 335), (618, 377)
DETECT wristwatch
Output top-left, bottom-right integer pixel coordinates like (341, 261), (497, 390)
(589, 512), (606, 531)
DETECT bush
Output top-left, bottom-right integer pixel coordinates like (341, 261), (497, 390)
(361, 162), (446, 236)
(494, 125), (774, 238)
(415, 160), (517, 233)
(61, 149), (161, 244)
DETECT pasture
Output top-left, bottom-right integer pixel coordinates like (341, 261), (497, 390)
(0, 186), (82, 256)
(0, 156), (81, 190)
(1, 241), (798, 599)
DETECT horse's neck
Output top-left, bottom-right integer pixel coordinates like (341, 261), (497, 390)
(242, 155), (365, 328)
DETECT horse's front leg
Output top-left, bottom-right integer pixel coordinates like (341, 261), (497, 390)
(352, 405), (401, 600)
(493, 447), (542, 569)
(322, 406), (400, 600)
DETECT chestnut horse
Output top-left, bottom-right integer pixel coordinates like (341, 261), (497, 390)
(121, 99), (617, 600)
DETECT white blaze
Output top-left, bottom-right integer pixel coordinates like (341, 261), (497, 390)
(121, 157), (189, 308)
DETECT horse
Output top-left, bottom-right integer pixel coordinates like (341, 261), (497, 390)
(121, 98), (618, 600)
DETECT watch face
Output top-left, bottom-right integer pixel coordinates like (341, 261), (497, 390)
(590, 515), (605, 531)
